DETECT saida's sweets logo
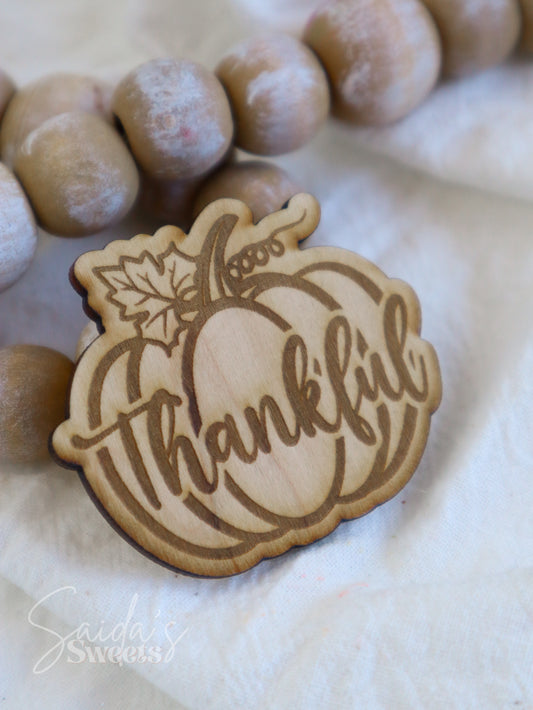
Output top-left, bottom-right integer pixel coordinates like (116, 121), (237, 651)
(53, 194), (441, 577)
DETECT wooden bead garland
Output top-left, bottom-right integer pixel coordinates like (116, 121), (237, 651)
(0, 0), (527, 472)
(0, 0), (527, 246)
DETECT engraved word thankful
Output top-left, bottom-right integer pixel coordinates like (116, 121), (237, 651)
(71, 293), (428, 510)
(53, 194), (442, 576)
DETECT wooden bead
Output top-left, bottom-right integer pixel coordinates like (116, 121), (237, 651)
(75, 320), (99, 361)
(139, 173), (202, 230)
(420, 0), (521, 77)
(0, 73), (112, 167)
(0, 69), (15, 122)
(0, 345), (74, 466)
(0, 163), (38, 292)
(303, 0), (441, 125)
(216, 34), (330, 155)
(518, 0), (533, 52)
(13, 112), (139, 237)
(194, 160), (301, 223)
(112, 59), (233, 181)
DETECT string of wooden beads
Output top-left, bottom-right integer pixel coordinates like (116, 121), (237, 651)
(1, 0), (532, 465)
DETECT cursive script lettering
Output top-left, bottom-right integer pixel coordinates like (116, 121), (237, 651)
(72, 294), (430, 508)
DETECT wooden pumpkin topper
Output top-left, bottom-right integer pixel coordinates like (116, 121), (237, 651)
(53, 194), (442, 577)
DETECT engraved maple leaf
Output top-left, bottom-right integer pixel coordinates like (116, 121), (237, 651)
(95, 243), (199, 346)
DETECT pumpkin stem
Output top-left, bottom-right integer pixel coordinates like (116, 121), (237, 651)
(197, 213), (239, 306)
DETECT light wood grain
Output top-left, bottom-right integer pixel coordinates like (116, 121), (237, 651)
(53, 194), (442, 576)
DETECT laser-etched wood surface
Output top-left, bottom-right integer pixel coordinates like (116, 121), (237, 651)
(53, 194), (442, 577)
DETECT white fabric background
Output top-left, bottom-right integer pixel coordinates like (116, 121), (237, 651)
(0, 1), (532, 708)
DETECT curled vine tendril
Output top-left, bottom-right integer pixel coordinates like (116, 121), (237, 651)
(226, 234), (285, 281)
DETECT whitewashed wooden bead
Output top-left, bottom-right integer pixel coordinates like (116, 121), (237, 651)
(0, 73), (113, 167)
(420, 0), (521, 77)
(216, 34), (330, 155)
(303, 0), (441, 125)
(0, 163), (38, 292)
(13, 112), (139, 237)
(193, 161), (301, 223)
(112, 59), (233, 180)
(0, 345), (74, 465)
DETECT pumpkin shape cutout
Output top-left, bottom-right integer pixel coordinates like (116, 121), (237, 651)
(53, 194), (442, 577)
